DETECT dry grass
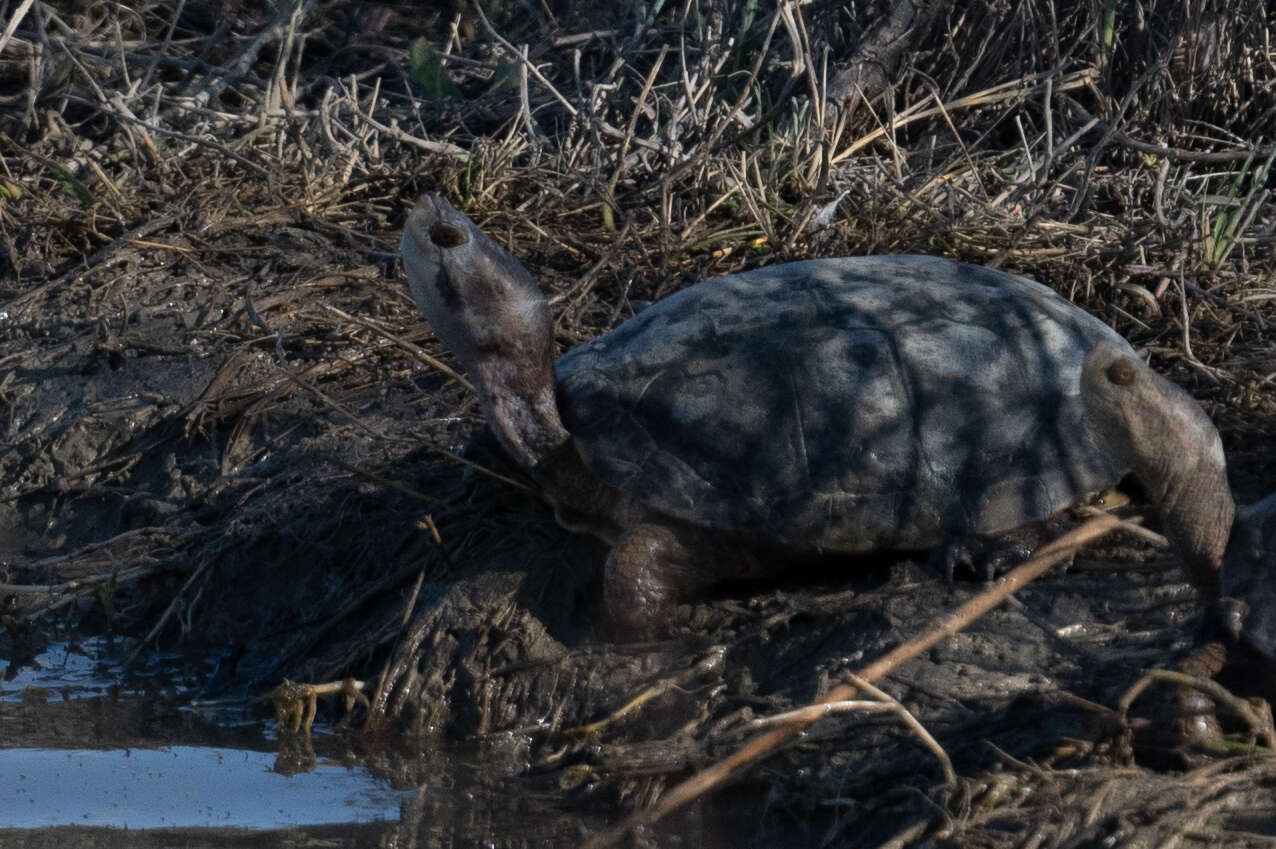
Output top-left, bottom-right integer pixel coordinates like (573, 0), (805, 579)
(3, 1), (1271, 413)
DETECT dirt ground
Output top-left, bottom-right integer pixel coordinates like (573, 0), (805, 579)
(1, 1), (1274, 846)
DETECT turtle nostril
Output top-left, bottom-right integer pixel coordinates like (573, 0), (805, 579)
(429, 222), (468, 248)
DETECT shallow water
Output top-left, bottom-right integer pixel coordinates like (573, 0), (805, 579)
(1, 639), (120, 703)
(0, 639), (599, 848)
(1, 746), (409, 829)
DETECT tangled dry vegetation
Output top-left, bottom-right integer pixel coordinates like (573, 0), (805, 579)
(0, 0), (1274, 846)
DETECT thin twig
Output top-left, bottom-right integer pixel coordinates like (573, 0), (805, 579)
(1065, 97), (1276, 164)
(580, 514), (1126, 849)
(319, 304), (474, 391)
(0, 0), (36, 58)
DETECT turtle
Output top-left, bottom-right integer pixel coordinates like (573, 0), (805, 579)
(399, 193), (1210, 636)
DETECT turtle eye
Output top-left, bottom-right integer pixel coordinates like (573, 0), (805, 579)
(1106, 360), (1137, 386)
(429, 222), (469, 248)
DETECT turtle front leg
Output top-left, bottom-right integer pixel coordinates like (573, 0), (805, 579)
(602, 521), (758, 639)
(930, 519), (1067, 582)
(931, 533), (1034, 583)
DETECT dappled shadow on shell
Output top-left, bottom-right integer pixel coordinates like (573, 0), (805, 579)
(557, 257), (1120, 550)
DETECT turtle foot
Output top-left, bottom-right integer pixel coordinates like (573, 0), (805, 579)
(929, 533), (1035, 583)
(1172, 637), (1231, 749)
(929, 519), (1071, 582)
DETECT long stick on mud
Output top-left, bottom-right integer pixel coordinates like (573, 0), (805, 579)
(580, 513), (1127, 849)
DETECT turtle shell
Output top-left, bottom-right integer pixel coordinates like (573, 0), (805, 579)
(555, 256), (1131, 551)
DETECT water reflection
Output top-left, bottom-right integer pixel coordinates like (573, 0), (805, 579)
(1, 638), (122, 701)
(0, 746), (409, 829)
(0, 640), (623, 847)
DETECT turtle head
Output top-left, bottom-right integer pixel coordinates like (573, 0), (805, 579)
(1218, 493), (1276, 662)
(1081, 342), (1234, 595)
(401, 194), (568, 472)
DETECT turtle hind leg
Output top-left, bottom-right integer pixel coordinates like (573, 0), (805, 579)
(601, 521), (757, 640)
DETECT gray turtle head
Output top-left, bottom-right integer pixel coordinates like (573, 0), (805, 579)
(1219, 493), (1276, 661)
(401, 194), (568, 472)
(1081, 342), (1235, 594)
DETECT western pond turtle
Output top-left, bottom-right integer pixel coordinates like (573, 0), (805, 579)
(399, 194), (1203, 636)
